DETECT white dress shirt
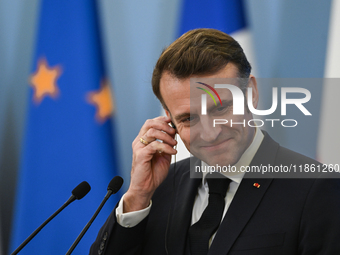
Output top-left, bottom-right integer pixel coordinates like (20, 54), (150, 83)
(116, 128), (264, 231)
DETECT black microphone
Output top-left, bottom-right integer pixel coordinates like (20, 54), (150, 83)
(11, 181), (91, 255)
(66, 176), (124, 255)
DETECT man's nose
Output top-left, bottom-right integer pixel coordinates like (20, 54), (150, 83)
(199, 116), (222, 142)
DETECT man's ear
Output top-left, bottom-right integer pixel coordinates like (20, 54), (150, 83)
(164, 109), (171, 119)
(164, 109), (177, 130)
(248, 75), (259, 109)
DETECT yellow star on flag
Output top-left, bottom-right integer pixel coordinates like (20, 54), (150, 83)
(29, 57), (62, 104)
(87, 79), (115, 123)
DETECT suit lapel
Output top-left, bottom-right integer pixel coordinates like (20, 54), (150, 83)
(168, 163), (201, 255)
(208, 178), (273, 254)
(208, 132), (279, 255)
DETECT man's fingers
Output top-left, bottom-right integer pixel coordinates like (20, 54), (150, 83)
(133, 116), (176, 148)
(143, 128), (177, 146)
(151, 141), (177, 155)
(143, 141), (177, 156)
(133, 141), (177, 165)
(139, 116), (175, 138)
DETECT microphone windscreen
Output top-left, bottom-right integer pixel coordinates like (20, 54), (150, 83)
(107, 176), (124, 194)
(72, 181), (91, 200)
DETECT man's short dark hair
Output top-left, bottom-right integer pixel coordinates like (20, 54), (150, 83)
(152, 28), (251, 110)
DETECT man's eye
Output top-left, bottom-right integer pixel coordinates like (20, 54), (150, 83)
(217, 107), (226, 111)
(211, 106), (229, 115)
(183, 116), (195, 122)
(181, 115), (199, 125)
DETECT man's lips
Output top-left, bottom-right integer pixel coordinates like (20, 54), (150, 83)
(200, 138), (232, 151)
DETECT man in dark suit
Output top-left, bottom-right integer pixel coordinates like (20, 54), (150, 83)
(90, 28), (340, 254)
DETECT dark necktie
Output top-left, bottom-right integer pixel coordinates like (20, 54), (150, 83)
(188, 173), (231, 255)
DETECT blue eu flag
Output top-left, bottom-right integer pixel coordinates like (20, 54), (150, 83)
(10, 0), (120, 254)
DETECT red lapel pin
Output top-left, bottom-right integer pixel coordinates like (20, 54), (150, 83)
(253, 183), (260, 188)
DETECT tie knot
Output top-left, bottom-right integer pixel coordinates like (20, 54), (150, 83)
(206, 173), (231, 198)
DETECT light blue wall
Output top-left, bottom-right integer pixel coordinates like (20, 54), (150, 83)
(99, 0), (181, 189)
(0, 1), (39, 253)
(246, 0), (331, 158)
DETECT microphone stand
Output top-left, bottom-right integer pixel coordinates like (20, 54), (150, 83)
(65, 190), (112, 255)
(11, 195), (76, 255)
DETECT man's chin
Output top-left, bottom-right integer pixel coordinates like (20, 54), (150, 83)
(191, 148), (240, 166)
(198, 155), (238, 168)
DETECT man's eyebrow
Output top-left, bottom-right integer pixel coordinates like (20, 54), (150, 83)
(207, 99), (233, 112)
(172, 100), (233, 121)
(174, 113), (190, 122)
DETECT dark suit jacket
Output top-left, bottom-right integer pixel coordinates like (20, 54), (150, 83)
(90, 133), (340, 255)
